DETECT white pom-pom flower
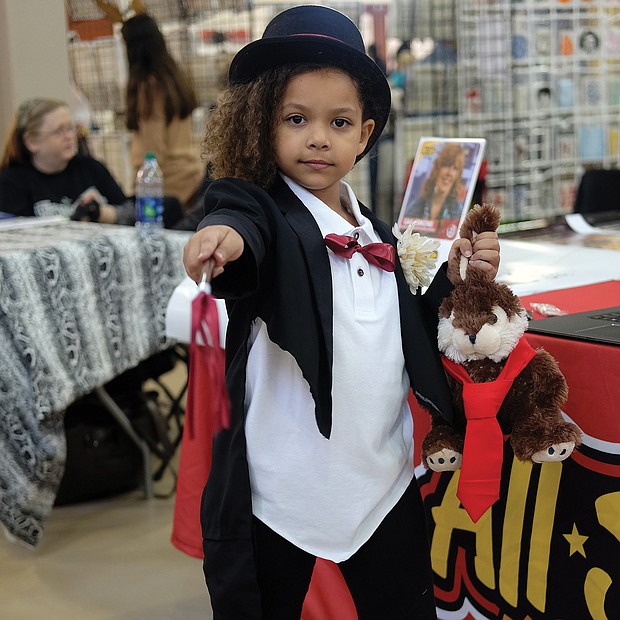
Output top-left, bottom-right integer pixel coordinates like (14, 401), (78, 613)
(392, 223), (440, 293)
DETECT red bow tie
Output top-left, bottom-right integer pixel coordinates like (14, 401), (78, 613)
(324, 233), (396, 272)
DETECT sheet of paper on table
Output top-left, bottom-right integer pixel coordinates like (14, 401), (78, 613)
(565, 213), (620, 235)
(497, 239), (620, 297)
(425, 237), (619, 298)
(0, 215), (66, 230)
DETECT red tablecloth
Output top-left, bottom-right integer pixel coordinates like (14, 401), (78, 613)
(521, 280), (620, 319)
(521, 280), (620, 444)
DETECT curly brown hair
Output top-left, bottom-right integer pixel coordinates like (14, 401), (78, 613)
(202, 63), (381, 188)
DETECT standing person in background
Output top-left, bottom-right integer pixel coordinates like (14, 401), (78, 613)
(182, 6), (500, 618)
(0, 98), (133, 223)
(121, 12), (206, 210)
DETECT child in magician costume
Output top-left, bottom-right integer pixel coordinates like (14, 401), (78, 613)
(182, 5), (501, 619)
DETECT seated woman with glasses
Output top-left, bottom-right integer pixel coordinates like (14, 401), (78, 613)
(0, 98), (134, 223)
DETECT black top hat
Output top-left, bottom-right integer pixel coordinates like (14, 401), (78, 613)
(229, 5), (391, 159)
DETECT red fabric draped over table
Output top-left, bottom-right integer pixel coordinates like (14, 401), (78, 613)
(522, 280), (620, 449)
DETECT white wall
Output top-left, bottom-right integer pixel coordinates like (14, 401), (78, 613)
(0, 0), (71, 143)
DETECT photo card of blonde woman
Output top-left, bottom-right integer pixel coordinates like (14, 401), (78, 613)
(397, 137), (486, 241)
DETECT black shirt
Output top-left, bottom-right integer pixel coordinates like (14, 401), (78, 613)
(0, 156), (127, 217)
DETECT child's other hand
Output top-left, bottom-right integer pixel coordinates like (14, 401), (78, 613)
(447, 231), (500, 283)
(183, 225), (244, 282)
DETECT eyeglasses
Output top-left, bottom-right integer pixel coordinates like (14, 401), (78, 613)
(36, 124), (76, 138)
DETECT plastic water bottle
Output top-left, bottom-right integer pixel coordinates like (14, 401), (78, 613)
(135, 152), (164, 230)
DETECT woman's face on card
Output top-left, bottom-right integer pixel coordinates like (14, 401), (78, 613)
(435, 161), (459, 196)
(274, 68), (374, 206)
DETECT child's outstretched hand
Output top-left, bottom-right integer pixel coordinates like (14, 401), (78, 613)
(183, 225), (244, 282)
(447, 231), (500, 285)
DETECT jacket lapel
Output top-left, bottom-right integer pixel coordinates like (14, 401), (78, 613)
(268, 178), (334, 436)
(270, 177), (334, 365)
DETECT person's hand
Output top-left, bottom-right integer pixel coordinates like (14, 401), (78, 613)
(78, 188), (104, 205)
(97, 204), (118, 224)
(72, 201), (118, 223)
(71, 187), (117, 223)
(71, 199), (101, 222)
(183, 225), (244, 282)
(447, 231), (500, 284)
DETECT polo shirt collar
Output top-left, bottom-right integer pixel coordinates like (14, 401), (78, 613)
(280, 174), (376, 244)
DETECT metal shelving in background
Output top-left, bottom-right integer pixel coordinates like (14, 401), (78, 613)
(391, 0), (620, 223)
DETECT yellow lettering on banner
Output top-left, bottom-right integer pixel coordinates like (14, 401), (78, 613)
(499, 458), (532, 607)
(430, 471), (495, 588)
(585, 568), (611, 620)
(584, 492), (620, 620)
(595, 491), (620, 545)
(527, 462), (562, 612)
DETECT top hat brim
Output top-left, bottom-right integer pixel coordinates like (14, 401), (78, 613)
(229, 36), (391, 159)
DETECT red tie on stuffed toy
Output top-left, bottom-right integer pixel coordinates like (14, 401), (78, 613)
(441, 337), (536, 522)
(186, 261), (230, 438)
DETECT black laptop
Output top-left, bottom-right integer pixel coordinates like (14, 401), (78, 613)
(527, 306), (620, 346)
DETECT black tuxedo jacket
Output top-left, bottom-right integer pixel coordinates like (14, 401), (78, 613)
(197, 176), (454, 613)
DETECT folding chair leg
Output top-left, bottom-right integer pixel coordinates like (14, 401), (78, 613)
(94, 385), (154, 499)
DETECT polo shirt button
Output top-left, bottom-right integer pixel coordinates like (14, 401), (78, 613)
(357, 268), (364, 277)
(354, 232), (360, 240)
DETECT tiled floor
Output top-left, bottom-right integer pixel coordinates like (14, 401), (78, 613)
(0, 362), (213, 620)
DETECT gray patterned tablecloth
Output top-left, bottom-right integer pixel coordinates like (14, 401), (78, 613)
(0, 219), (190, 547)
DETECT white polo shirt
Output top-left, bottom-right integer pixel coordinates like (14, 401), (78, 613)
(244, 175), (413, 562)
